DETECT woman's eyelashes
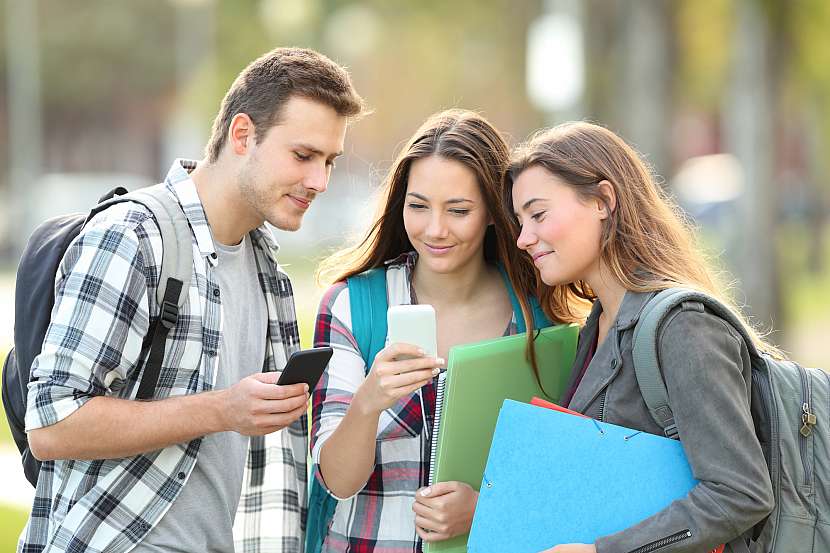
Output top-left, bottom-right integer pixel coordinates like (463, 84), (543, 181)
(405, 203), (470, 216)
(530, 210), (546, 222)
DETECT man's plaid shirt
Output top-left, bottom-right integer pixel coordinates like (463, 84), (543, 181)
(19, 160), (307, 553)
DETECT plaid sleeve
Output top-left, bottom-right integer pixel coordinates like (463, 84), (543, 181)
(309, 282), (368, 464)
(26, 218), (152, 431)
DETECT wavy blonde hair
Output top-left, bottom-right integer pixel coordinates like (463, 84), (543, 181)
(504, 121), (780, 355)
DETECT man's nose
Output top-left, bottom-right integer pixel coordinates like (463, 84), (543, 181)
(304, 162), (329, 194)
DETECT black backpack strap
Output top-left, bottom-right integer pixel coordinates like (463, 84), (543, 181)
(136, 277), (182, 399)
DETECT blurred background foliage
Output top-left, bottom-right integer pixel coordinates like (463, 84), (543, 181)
(2, 0), (830, 540)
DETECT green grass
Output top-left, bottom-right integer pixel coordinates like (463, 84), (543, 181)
(0, 503), (26, 550)
(0, 409), (12, 447)
(778, 223), (830, 323)
(0, 348), (13, 447)
(1, 345), (28, 546)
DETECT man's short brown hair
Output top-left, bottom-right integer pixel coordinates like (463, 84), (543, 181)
(205, 47), (365, 162)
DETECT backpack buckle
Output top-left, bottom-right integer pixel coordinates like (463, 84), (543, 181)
(160, 300), (179, 329)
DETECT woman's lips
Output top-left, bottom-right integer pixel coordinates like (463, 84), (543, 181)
(424, 243), (454, 255)
(532, 251), (552, 264)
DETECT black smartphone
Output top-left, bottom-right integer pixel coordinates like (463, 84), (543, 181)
(276, 347), (333, 391)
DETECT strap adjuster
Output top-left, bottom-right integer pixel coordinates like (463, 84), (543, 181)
(160, 300), (178, 329)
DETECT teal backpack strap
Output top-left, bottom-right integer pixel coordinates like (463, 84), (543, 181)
(306, 267), (388, 553)
(632, 287), (758, 439)
(346, 267), (389, 372)
(497, 264), (552, 332)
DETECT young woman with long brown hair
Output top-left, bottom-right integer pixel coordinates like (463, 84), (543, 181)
(309, 109), (555, 552)
(506, 122), (774, 553)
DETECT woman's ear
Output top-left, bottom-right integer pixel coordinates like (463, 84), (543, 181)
(596, 180), (617, 220)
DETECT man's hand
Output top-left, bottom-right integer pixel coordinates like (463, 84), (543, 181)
(412, 481), (478, 542)
(352, 343), (443, 416)
(220, 372), (309, 435)
(540, 544), (597, 553)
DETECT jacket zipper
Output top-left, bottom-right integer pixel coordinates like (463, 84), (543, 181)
(797, 364), (815, 487)
(598, 390), (606, 422)
(628, 529), (692, 553)
(596, 357), (619, 422)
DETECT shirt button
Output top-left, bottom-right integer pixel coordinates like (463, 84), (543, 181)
(611, 359), (617, 368)
(213, 288), (220, 297)
(177, 471), (186, 480)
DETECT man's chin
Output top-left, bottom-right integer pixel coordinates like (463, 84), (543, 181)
(268, 215), (304, 232)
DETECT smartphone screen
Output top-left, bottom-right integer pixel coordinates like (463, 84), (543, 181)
(276, 347), (333, 391)
(386, 304), (437, 358)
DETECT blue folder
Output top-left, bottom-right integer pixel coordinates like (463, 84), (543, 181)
(468, 400), (698, 552)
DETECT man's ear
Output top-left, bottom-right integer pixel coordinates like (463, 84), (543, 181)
(228, 113), (255, 156)
(596, 180), (617, 220)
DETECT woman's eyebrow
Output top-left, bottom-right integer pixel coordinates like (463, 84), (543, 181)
(520, 198), (546, 211)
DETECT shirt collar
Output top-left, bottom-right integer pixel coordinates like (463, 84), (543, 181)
(164, 159), (217, 262)
(583, 288), (658, 334)
(613, 289), (659, 331)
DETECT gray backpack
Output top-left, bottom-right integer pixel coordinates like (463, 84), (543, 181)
(633, 288), (829, 553)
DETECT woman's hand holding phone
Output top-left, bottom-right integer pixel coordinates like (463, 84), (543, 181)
(353, 343), (444, 416)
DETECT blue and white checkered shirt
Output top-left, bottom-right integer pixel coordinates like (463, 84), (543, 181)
(19, 160), (307, 553)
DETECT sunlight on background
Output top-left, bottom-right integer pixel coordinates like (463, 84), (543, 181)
(2, 0), (830, 545)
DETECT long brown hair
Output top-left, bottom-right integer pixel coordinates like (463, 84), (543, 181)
(318, 109), (554, 364)
(504, 121), (779, 354)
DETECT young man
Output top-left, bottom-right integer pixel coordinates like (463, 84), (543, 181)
(19, 47), (365, 553)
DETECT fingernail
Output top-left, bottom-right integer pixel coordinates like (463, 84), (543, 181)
(437, 358), (445, 365)
(432, 368), (440, 376)
(418, 348), (426, 356)
(304, 384), (309, 393)
(420, 487), (431, 496)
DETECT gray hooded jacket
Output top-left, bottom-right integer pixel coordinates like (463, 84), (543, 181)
(566, 290), (774, 553)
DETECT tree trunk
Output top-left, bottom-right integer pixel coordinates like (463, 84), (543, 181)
(722, 0), (780, 332)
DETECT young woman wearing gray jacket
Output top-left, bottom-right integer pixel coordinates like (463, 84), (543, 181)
(505, 122), (775, 553)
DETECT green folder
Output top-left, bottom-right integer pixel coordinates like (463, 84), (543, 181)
(424, 324), (578, 553)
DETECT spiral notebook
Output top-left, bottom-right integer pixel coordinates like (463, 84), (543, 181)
(424, 324), (579, 553)
(468, 400), (700, 552)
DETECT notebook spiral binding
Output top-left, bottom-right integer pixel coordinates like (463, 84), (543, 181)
(428, 371), (447, 486)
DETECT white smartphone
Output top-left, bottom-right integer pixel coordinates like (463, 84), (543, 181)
(386, 304), (438, 358)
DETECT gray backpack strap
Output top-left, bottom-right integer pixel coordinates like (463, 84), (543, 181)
(632, 287), (759, 438)
(125, 184), (193, 309)
(126, 184), (193, 400)
(91, 184), (193, 399)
